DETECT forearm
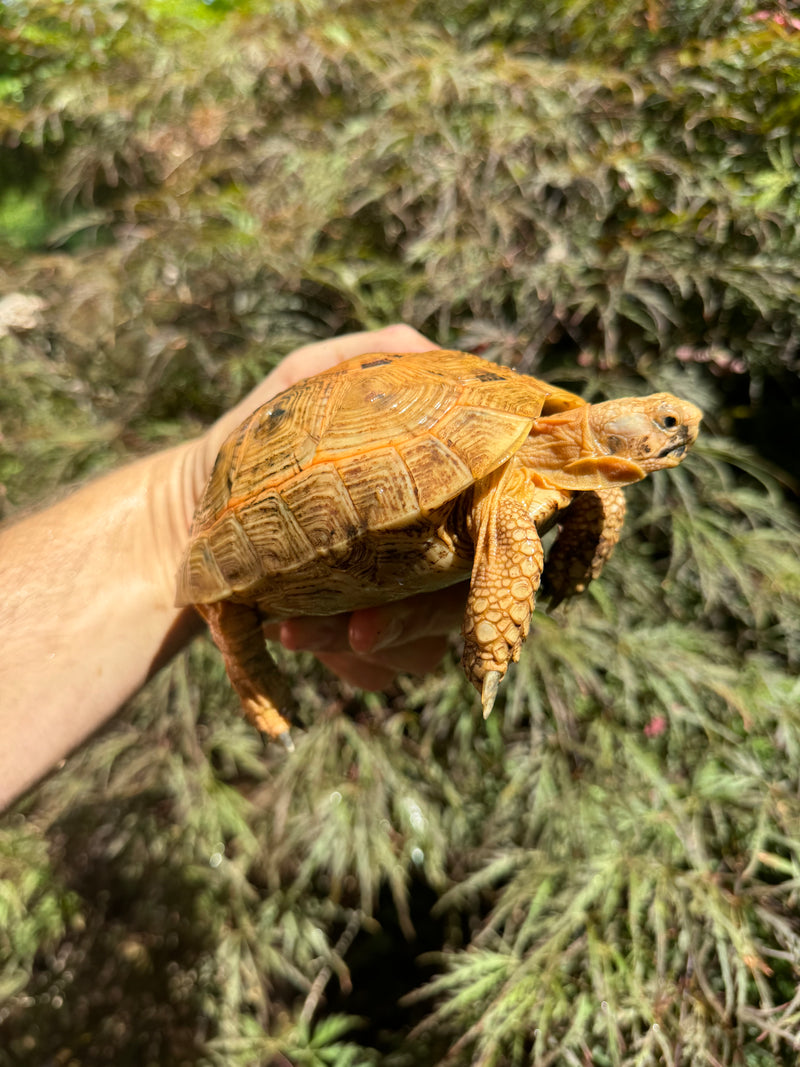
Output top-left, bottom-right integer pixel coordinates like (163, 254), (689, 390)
(0, 441), (206, 807)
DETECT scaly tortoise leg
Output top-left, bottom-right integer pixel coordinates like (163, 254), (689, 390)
(462, 469), (560, 718)
(201, 600), (295, 749)
(544, 486), (627, 608)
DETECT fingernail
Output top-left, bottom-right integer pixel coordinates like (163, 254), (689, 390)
(369, 615), (407, 653)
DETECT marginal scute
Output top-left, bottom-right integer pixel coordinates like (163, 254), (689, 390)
(176, 536), (231, 605)
(540, 385), (587, 414)
(207, 514), (263, 591)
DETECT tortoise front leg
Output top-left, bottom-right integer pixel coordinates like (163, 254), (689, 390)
(543, 486), (627, 608)
(201, 600), (295, 748)
(462, 470), (562, 718)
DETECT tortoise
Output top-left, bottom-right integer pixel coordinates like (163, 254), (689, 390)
(177, 349), (702, 744)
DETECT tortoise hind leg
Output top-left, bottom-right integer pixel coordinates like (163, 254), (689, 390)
(201, 600), (295, 748)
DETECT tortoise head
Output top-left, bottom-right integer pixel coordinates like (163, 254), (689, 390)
(524, 392), (703, 490)
(589, 393), (703, 474)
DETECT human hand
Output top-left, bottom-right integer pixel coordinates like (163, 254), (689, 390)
(265, 583), (468, 692)
(187, 324), (465, 693)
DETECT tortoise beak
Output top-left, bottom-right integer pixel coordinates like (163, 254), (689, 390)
(656, 423), (695, 462)
(657, 440), (686, 461)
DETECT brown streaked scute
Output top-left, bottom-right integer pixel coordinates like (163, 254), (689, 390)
(335, 446), (421, 530)
(396, 435), (473, 513)
(177, 536), (230, 605)
(432, 405), (535, 479)
(280, 463), (363, 551)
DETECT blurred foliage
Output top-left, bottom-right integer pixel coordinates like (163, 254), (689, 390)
(1, 0), (800, 1064)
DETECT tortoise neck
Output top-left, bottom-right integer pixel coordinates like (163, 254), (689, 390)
(518, 405), (594, 475)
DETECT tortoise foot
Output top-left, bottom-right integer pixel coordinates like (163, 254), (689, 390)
(244, 694), (294, 745)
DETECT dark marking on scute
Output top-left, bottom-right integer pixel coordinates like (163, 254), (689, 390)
(210, 451), (234, 494)
(475, 371), (505, 382)
(365, 390), (386, 403)
(360, 357), (393, 368)
(255, 405), (287, 431)
(326, 538), (380, 583)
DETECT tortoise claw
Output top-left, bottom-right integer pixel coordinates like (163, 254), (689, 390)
(259, 728), (295, 753)
(481, 671), (502, 719)
(277, 729), (295, 753)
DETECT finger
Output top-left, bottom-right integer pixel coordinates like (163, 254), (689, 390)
(276, 584), (467, 657)
(313, 651), (397, 691)
(276, 615), (350, 653)
(272, 610), (453, 679)
(261, 621), (284, 644)
(348, 584), (468, 655)
(315, 635), (451, 691)
(364, 635), (452, 676)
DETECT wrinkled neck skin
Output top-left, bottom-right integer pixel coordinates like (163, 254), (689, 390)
(516, 404), (647, 492)
(521, 404), (593, 473)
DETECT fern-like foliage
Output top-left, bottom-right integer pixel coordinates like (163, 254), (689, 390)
(1, 1), (800, 1065)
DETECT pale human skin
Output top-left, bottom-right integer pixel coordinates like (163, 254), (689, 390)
(0, 325), (466, 810)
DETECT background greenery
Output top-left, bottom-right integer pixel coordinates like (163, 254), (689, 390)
(2, 1), (800, 1064)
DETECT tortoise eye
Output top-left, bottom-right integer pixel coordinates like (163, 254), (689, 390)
(662, 415), (678, 429)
